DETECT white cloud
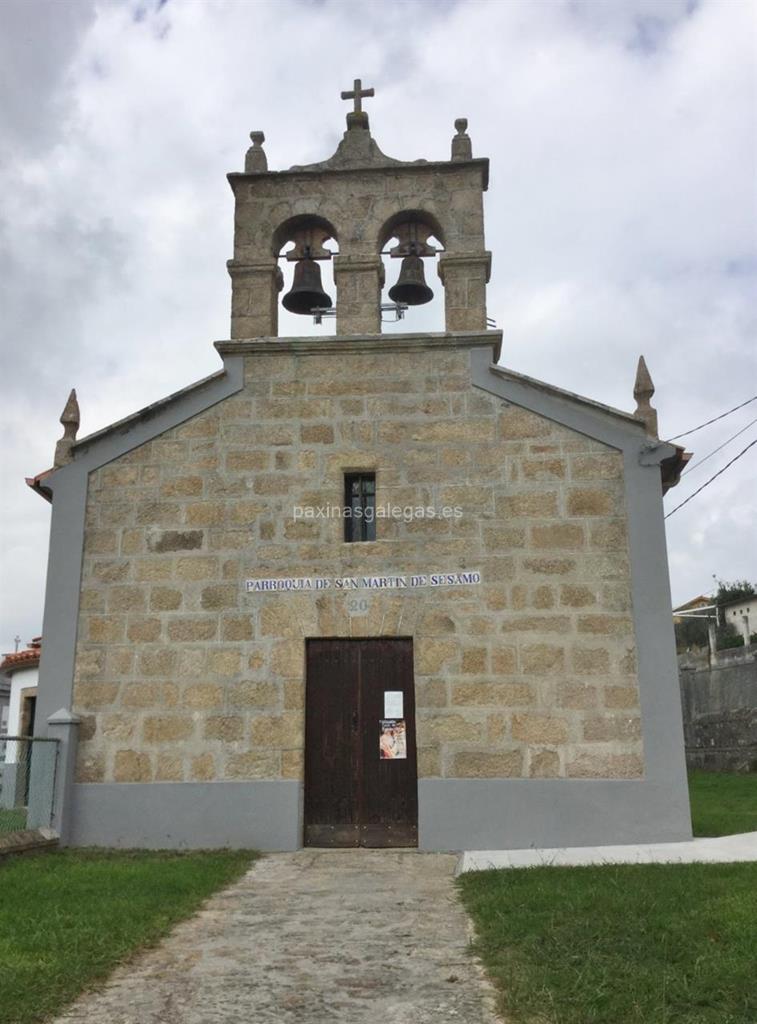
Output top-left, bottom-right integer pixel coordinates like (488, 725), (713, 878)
(0, 0), (755, 650)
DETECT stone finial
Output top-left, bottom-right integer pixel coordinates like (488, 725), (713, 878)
(633, 355), (658, 437)
(54, 389), (79, 467)
(451, 118), (472, 161)
(244, 131), (268, 173)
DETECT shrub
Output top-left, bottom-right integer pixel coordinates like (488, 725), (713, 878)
(717, 633), (745, 650)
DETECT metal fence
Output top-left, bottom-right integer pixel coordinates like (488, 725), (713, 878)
(0, 736), (59, 834)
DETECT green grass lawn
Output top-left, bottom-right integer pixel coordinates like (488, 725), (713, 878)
(0, 773), (753, 1024)
(459, 861), (757, 1024)
(689, 771), (757, 837)
(0, 848), (256, 1024)
(0, 807), (27, 832)
(459, 772), (757, 1023)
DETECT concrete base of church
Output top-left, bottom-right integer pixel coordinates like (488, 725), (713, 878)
(69, 781), (302, 852)
(65, 778), (691, 852)
(417, 779), (692, 851)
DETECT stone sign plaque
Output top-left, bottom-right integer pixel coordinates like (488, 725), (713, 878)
(245, 571), (482, 594)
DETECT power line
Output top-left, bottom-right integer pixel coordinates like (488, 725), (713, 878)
(664, 438), (757, 519)
(681, 415), (757, 477)
(666, 395), (757, 442)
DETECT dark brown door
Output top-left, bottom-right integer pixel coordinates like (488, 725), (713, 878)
(304, 638), (418, 848)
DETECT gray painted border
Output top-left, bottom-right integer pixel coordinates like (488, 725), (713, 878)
(35, 356), (245, 730)
(70, 775), (691, 852)
(36, 338), (691, 851)
(70, 780), (302, 851)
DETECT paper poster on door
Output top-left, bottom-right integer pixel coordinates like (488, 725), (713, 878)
(384, 691), (404, 718)
(380, 719), (407, 759)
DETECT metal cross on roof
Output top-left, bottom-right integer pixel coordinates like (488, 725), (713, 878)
(341, 78), (374, 114)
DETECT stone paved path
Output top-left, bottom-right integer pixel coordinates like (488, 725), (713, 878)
(55, 850), (500, 1023)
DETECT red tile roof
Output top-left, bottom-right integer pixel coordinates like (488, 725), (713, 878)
(0, 638), (41, 675)
(26, 470), (54, 503)
(673, 595), (713, 613)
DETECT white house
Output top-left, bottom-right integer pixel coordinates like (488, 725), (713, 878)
(0, 639), (40, 738)
(720, 597), (757, 645)
(0, 639), (40, 809)
(0, 677), (9, 737)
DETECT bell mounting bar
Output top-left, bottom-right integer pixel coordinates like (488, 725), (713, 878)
(381, 302), (409, 323)
(312, 303), (408, 325)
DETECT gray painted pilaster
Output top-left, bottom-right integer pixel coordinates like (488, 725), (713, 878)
(620, 444), (689, 787)
(36, 468), (89, 729)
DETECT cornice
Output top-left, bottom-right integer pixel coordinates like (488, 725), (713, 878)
(214, 330), (502, 357)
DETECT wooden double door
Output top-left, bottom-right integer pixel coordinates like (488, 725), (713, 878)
(304, 638), (418, 848)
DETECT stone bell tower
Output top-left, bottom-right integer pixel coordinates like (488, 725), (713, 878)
(226, 80), (492, 338)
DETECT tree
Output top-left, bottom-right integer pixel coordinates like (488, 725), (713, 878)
(712, 578), (755, 649)
(674, 616), (709, 653)
(715, 578), (756, 607)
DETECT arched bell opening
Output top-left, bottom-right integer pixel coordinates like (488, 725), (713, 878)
(274, 215), (339, 337)
(377, 212), (445, 335)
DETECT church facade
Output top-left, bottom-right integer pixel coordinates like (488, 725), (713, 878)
(31, 85), (692, 851)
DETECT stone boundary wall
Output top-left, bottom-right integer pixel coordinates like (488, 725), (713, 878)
(0, 829), (58, 858)
(678, 644), (757, 772)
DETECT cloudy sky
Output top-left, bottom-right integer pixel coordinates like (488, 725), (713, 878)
(1, 0), (755, 653)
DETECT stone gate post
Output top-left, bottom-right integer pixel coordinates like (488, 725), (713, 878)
(46, 708), (81, 844)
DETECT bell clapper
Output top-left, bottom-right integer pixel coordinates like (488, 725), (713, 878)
(380, 302), (408, 323)
(312, 306), (336, 325)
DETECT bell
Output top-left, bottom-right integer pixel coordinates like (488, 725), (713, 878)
(282, 258), (332, 315)
(388, 254), (434, 306)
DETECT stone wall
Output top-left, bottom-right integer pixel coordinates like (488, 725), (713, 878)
(73, 341), (643, 785)
(679, 644), (757, 772)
